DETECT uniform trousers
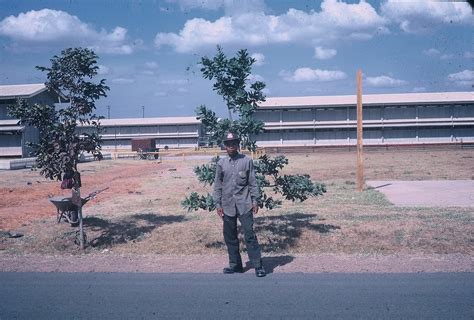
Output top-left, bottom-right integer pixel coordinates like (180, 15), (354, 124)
(223, 209), (262, 269)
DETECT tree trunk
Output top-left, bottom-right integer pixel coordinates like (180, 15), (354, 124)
(77, 188), (85, 250)
(72, 165), (85, 249)
(71, 186), (85, 249)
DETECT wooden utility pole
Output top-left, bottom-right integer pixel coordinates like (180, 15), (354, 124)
(356, 69), (364, 191)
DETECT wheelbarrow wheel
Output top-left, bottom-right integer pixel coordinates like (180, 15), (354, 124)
(69, 210), (79, 227)
(74, 230), (87, 246)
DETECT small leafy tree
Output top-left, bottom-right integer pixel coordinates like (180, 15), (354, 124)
(182, 47), (326, 212)
(8, 47), (109, 249)
(197, 46), (265, 152)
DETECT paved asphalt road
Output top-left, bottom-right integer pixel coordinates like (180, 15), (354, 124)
(1, 273), (472, 319)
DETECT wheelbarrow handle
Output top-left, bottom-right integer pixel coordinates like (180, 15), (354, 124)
(84, 187), (110, 201)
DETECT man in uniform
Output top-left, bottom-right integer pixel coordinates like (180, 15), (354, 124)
(213, 131), (266, 277)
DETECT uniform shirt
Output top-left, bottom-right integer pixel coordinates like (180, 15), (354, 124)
(213, 153), (259, 217)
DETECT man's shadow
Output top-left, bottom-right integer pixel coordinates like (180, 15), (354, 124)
(244, 255), (294, 274)
(254, 212), (340, 252)
(206, 212), (341, 273)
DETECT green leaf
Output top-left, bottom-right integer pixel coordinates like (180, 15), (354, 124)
(8, 47), (109, 181)
(185, 46), (326, 213)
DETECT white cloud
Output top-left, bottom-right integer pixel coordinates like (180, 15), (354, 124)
(282, 67), (347, 82)
(112, 78), (135, 84)
(464, 51), (474, 59)
(0, 9), (136, 54)
(171, 0), (225, 10)
(248, 74), (264, 82)
(159, 79), (189, 85)
(170, 0), (266, 15)
(97, 65), (111, 75)
(319, 0), (386, 29)
(448, 70), (474, 81)
(251, 53), (265, 66)
(155, 0), (387, 52)
(366, 75), (407, 87)
(423, 48), (440, 56)
(440, 54), (454, 60)
(314, 46), (337, 60)
(140, 62), (159, 76)
(141, 70), (156, 76)
(423, 48), (454, 60)
(447, 70), (474, 86)
(412, 87), (426, 93)
(145, 62), (159, 69)
(160, 6), (172, 13)
(381, 0), (473, 33)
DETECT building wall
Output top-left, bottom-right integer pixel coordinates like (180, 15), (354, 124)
(0, 91), (60, 119)
(0, 99), (17, 119)
(101, 137), (199, 150)
(0, 133), (22, 156)
(79, 121), (202, 150)
(0, 91), (62, 157)
(254, 103), (474, 146)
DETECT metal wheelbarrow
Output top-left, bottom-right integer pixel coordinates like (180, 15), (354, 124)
(49, 188), (109, 226)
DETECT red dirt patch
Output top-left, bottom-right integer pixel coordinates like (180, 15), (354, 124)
(0, 160), (176, 230)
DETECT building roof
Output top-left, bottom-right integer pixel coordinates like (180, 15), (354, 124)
(89, 117), (201, 127)
(0, 119), (21, 125)
(0, 84), (47, 99)
(0, 125), (23, 132)
(259, 92), (474, 109)
(0, 120), (22, 132)
(0, 83), (69, 102)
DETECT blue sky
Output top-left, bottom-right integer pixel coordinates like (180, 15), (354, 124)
(0, 0), (472, 119)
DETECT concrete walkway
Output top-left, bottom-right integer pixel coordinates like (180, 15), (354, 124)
(367, 180), (474, 207)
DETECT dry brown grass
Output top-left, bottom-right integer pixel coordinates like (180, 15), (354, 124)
(1, 149), (473, 256)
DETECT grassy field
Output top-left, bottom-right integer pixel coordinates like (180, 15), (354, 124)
(1, 148), (473, 256)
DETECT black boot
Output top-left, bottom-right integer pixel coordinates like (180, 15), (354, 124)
(223, 265), (243, 274)
(255, 266), (266, 277)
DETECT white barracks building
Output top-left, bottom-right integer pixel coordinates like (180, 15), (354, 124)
(1, 83), (473, 158)
(79, 117), (202, 150)
(254, 92), (474, 147)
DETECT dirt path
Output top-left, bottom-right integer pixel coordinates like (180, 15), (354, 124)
(0, 253), (472, 273)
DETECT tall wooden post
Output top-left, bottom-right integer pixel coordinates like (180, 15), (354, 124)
(356, 70), (364, 192)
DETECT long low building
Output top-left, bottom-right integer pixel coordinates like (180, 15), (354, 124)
(78, 117), (202, 150)
(1, 84), (473, 158)
(254, 91), (474, 146)
(0, 84), (202, 156)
